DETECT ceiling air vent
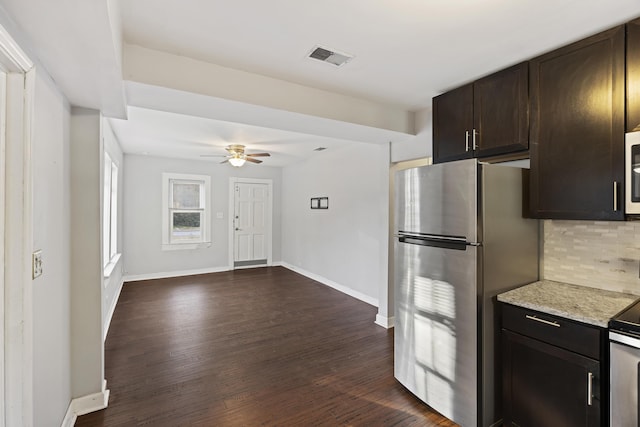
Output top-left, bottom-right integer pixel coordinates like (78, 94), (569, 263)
(307, 46), (353, 67)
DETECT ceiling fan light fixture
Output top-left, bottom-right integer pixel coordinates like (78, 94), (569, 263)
(229, 156), (246, 167)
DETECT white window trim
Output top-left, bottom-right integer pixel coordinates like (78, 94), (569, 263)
(103, 152), (120, 276)
(109, 159), (118, 259)
(162, 172), (211, 251)
(103, 253), (121, 279)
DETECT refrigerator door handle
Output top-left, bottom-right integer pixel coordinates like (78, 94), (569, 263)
(398, 235), (468, 251)
(397, 231), (467, 242)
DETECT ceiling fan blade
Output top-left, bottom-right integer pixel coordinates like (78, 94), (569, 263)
(245, 157), (263, 164)
(220, 159), (229, 164)
(246, 152), (271, 157)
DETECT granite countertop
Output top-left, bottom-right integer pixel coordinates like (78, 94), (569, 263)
(497, 280), (639, 328)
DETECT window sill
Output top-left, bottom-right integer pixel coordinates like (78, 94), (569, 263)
(103, 253), (122, 279)
(162, 242), (212, 251)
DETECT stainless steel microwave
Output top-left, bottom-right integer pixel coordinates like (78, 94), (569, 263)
(627, 131), (640, 214)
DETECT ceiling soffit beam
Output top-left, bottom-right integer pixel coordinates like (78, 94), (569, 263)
(123, 44), (415, 138)
(125, 81), (414, 145)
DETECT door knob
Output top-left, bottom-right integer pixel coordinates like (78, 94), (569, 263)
(235, 228), (241, 231)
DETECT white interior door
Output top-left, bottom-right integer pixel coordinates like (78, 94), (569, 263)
(233, 182), (270, 266)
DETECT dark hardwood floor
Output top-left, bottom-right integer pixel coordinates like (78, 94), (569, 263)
(77, 266), (457, 426)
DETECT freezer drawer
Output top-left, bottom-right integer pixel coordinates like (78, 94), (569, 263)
(394, 238), (478, 426)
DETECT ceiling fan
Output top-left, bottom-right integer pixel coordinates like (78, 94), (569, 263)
(201, 144), (271, 167)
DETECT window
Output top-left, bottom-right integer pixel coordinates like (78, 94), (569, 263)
(162, 173), (211, 250)
(103, 152), (119, 275)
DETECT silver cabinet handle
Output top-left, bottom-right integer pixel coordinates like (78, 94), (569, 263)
(472, 128), (478, 150)
(587, 372), (593, 406)
(613, 181), (618, 211)
(465, 130), (470, 152)
(525, 314), (560, 327)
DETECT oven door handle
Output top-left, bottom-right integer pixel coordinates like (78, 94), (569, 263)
(610, 331), (640, 349)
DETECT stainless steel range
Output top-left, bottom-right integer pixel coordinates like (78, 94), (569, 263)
(609, 299), (640, 426)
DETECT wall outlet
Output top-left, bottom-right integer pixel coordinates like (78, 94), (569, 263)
(32, 250), (43, 279)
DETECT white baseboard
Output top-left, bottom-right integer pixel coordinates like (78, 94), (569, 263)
(103, 276), (125, 342)
(60, 381), (109, 427)
(123, 266), (230, 282)
(60, 403), (75, 427)
(73, 388), (110, 417)
(375, 314), (395, 329)
(280, 262), (379, 307)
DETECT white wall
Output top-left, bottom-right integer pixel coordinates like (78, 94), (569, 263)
(70, 108), (104, 399)
(31, 66), (72, 426)
(102, 119), (124, 336)
(281, 142), (389, 309)
(391, 105), (432, 162)
(123, 155), (282, 277)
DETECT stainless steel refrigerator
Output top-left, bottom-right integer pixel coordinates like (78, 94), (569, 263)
(394, 159), (539, 427)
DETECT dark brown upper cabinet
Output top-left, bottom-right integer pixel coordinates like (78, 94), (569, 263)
(627, 18), (640, 132)
(433, 62), (529, 164)
(474, 63), (529, 158)
(529, 25), (625, 220)
(433, 84), (474, 163)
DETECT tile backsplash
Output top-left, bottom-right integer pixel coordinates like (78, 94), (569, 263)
(543, 220), (640, 295)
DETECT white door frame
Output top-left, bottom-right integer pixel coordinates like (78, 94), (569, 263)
(228, 177), (273, 269)
(0, 24), (35, 427)
(0, 69), (6, 427)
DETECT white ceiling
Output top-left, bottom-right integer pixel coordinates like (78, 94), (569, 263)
(120, 0), (640, 110)
(109, 107), (359, 167)
(3, 0), (640, 166)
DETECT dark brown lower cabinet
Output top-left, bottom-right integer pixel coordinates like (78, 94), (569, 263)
(501, 304), (606, 427)
(502, 330), (600, 427)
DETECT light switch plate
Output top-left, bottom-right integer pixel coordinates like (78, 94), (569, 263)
(32, 250), (43, 279)
(216, 212), (224, 219)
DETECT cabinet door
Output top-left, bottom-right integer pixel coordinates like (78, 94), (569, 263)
(503, 330), (601, 427)
(433, 83), (473, 163)
(474, 62), (529, 158)
(627, 18), (640, 132)
(529, 26), (625, 220)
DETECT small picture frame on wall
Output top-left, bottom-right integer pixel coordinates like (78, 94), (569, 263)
(310, 197), (329, 209)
